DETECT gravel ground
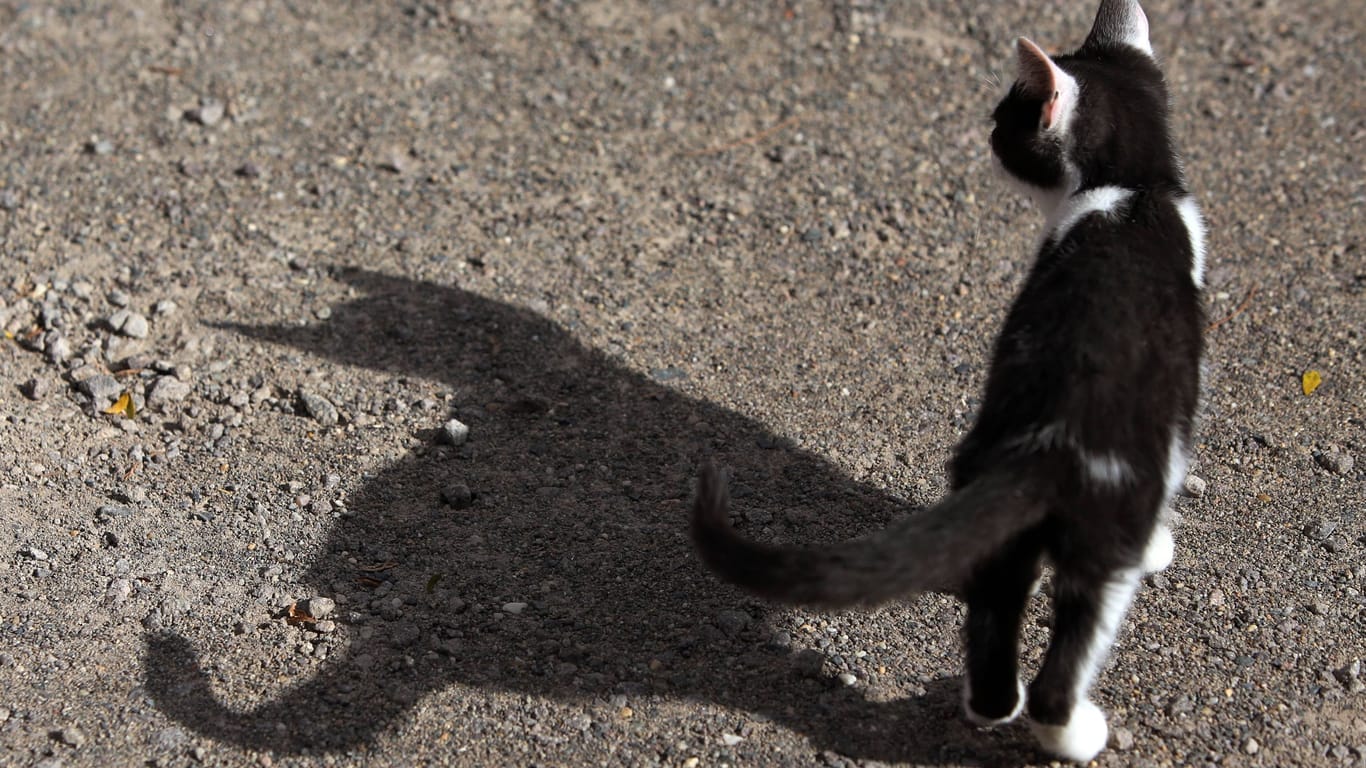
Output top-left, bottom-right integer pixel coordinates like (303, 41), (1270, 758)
(1, 1), (1362, 766)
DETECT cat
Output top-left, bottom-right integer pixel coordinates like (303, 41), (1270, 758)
(690, 0), (1206, 762)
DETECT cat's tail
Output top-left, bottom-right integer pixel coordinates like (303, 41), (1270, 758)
(690, 460), (1048, 606)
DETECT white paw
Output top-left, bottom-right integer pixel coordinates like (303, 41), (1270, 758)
(1141, 524), (1175, 574)
(1031, 699), (1108, 762)
(964, 676), (1026, 727)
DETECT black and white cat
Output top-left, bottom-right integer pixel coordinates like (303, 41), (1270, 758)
(691, 0), (1206, 761)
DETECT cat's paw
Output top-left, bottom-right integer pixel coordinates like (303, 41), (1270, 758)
(1031, 699), (1108, 762)
(1141, 524), (1175, 574)
(964, 677), (1026, 727)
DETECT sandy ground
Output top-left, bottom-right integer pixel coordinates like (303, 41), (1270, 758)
(1, 1), (1362, 766)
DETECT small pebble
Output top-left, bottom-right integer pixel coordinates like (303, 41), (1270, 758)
(79, 375), (124, 407)
(87, 138), (114, 156)
(297, 389), (339, 426)
(105, 575), (132, 602)
(716, 609), (750, 636)
(303, 596), (336, 619)
(108, 309), (150, 338)
(23, 377), (51, 400)
(837, 672), (857, 686)
(1244, 737), (1260, 754)
(793, 649), (825, 678)
(147, 376), (192, 408)
(1316, 451), (1355, 475)
(0, 189), (18, 211)
(721, 733), (744, 747)
(23, 545), (49, 561)
(187, 99), (225, 126)
(441, 418), (470, 446)
(1112, 726), (1135, 750)
(501, 602), (528, 614)
(96, 504), (134, 520)
(441, 483), (474, 509)
(59, 727), (86, 747)
(1304, 519), (1338, 541)
(1182, 474), (1207, 497)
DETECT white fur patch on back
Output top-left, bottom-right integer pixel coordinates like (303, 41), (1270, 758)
(1175, 195), (1207, 288)
(1047, 186), (1133, 245)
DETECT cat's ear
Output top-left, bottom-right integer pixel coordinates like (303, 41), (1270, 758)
(1015, 37), (1078, 132)
(1083, 0), (1153, 56)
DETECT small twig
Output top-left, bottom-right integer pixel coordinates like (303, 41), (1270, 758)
(1206, 284), (1258, 332)
(685, 115), (803, 157)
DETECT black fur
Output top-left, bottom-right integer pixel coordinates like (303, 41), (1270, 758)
(689, 1), (1204, 761)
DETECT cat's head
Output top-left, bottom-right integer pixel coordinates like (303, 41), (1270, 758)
(991, 0), (1182, 211)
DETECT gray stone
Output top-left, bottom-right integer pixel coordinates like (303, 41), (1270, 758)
(105, 578), (132, 603)
(716, 609), (750, 636)
(1182, 474), (1207, 497)
(501, 602), (528, 614)
(298, 389), (339, 426)
(303, 596), (336, 619)
(187, 99), (225, 126)
(44, 332), (71, 363)
(108, 309), (149, 338)
(79, 374), (123, 406)
(793, 649), (825, 678)
(147, 376), (192, 409)
(1112, 726), (1136, 750)
(441, 483), (474, 509)
(441, 418), (470, 446)
(22, 377), (51, 400)
(1304, 519), (1338, 541)
(59, 726), (86, 747)
(1316, 451), (1355, 475)
(96, 504), (134, 520)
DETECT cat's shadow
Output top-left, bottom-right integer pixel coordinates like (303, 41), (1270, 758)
(144, 268), (1037, 765)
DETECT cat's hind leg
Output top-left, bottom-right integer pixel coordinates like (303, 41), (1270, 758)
(962, 534), (1043, 727)
(1140, 521), (1175, 574)
(1026, 562), (1142, 762)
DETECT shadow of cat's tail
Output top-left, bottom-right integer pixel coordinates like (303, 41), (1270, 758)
(144, 632), (395, 754)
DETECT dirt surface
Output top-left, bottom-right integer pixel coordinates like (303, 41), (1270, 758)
(1, 1), (1362, 766)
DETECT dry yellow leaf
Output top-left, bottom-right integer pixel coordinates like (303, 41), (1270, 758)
(103, 392), (136, 419)
(1301, 370), (1322, 395)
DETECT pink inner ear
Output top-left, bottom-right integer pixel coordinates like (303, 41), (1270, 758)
(1015, 37), (1075, 132)
(1042, 91), (1062, 130)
